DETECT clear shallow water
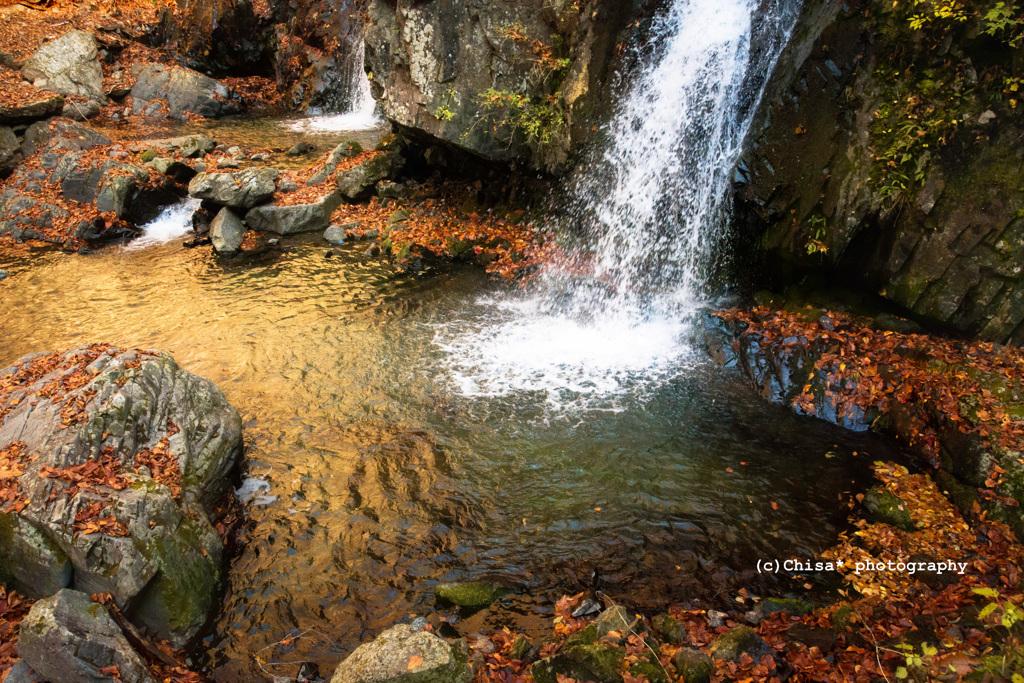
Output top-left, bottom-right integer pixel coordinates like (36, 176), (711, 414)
(0, 235), (906, 680)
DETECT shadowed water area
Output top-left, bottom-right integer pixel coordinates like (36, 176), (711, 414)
(0, 231), (907, 680)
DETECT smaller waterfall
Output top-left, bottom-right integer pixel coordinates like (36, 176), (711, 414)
(288, 37), (380, 132)
(123, 198), (201, 251)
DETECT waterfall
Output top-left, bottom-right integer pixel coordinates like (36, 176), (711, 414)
(554, 0), (800, 318)
(436, 0), (801, 410)
(288, 35), (381, 132)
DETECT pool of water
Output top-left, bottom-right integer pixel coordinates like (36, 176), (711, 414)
(0, 227), (907, 680)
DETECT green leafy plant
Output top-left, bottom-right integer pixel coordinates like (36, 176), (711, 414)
(906, 0), (971, 30)
(892, 642), (939, 680)
(974, 587), (1024, 629)
(805, 215), (829, 255)
(982, 2), (1024, 47)
(478, 89), (565, 146)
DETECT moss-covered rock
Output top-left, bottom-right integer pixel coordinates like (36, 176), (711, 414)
(759, 597), (814, 617)
(629, 657), (668, 683)
(708, 625), (773, 663)
(651, 613), (685, 643)
(863, 486), (916, 531)
(673, 648), (712, 683)
(434, 581), (511, 609)
(531, 644), (625, 683)
(0, 346), (242, 648)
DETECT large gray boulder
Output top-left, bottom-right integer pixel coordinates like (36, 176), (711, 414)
(244, 191), (345, 235)
(335, 152), (404, 201)
(0, 346), (243, 647)
(331, 623), (471, 683)
(18, 589), (156, 683)
(130, 64), (241, 119)
(189, 168), (278, 208)
(22, 30), (105, 101)
(210, 206), (245, 253)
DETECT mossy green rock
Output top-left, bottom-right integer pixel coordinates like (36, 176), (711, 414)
(652, 613), (686, 643)
(759, 597), (813, 617)
(673, 648), (712, 683)
(375, 134), (406, 153)
(435, 581), (511, 609)
(629, 657), (668, 683)
(510, 634), (532, 661)
(863, 486), (916, 531)
(388, 209), (412, 225)
(138, 149), (157, 163)
(531, 644), (625, 683)
(708, 626), (773, 663)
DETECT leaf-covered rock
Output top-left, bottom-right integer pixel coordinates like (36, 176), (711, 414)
(0, 346), (242, 647)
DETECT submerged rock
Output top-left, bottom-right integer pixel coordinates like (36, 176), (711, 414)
(210, 206), (246, 254)
(22, 30), (105, 101)
(435, 581), (511, 609)
(0, 346), (243, 646)
(18, 589), (157, 683)
(330, 623), (471, 683)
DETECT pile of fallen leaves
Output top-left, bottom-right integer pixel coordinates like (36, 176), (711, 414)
(323, 182), (558, 279)
(0, 587), (35, 680)
(0, 441), (34, 513)
(713, 307), (1024, 466)
(1, 346), (183, 536)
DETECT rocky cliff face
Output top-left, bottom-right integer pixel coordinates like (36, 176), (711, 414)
(364, 0), (658, 172)
(736, 0), (1024, 343)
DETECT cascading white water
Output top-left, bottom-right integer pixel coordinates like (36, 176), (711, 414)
(287, 37), (380, 132)
(122, 198), (201, 252)
(437, 0), (800, 411)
